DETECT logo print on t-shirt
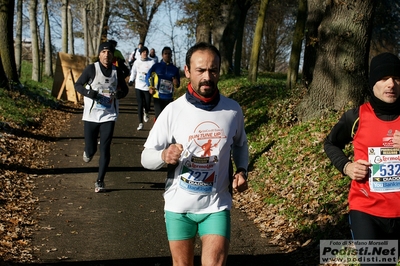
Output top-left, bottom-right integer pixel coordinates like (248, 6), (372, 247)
(188, 121), (227, 157)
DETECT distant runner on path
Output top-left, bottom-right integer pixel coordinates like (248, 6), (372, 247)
(74, 41), (129, 193)
(128, 46), (155, 131)
(146, 46), (180, 121)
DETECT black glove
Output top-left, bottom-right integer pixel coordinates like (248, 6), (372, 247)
(86, 89), (98, 100)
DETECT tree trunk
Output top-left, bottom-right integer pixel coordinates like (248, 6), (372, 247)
(263, 17), (278, 72)
(286, 0), (307, 90)
(297, 0), (376, 121)
(0, 0), (20, 88)
(68, 4), (74, 55)
(86, 0), (109, 57)
(82, 5), (89, 58)
(213, 3), (240, 75)
(15, 0), (23, 77)
(81, 3), (94, 59)
(302, 0), (326, 87)
(233, 0), (252, 76)
(248, 0), (269, 82)
(98, 0), (110, 44)
(61, 0), (68, 53)
(42, 0), (53, 77)
(29, 0), (41, 82)
(196, 23), (211, 43)
(93, 0), (100, 49)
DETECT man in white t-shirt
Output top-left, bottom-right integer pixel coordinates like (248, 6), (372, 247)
(141, 42), (248, 266)
(128, 46), (155, 130)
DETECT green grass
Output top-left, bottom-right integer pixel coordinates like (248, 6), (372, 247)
(0, 61), (57, 127)
(218, 73), (355, 246)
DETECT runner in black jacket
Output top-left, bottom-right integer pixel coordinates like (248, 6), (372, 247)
(74, 41), (129, 193)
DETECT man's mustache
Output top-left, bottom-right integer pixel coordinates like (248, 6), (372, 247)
(199, 81), (215, 87)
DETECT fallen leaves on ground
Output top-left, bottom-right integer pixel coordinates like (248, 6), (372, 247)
(0, 102), (73, 263)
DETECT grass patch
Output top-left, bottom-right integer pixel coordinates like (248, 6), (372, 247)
(0, 61), (57, 127)
(218, 73), (354, 247)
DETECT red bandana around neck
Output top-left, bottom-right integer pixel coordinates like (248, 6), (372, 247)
(187, 83), (218, 103)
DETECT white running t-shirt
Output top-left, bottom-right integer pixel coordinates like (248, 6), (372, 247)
(143, 94), (248, 214)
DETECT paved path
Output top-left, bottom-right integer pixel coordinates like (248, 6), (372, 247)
(30, 87), (295, 266)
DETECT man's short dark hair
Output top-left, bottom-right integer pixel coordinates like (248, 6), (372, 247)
(140, 46), (149, 55)
(185, 42), (221, 71)
(162, 46), (172, 54)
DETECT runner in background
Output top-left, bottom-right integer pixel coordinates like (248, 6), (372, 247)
(146, 46), (180, 121)
(74, 41), (129, 193)
(109, 39), (130, 78)
(149, 48), (159, 63)
(128, 42), (143, 69)
(128, 46), (155, 131)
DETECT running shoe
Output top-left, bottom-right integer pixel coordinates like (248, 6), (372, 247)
(94, 181), (106, 193)
(83, 151), (92, 163)
(144, 113), (149, 123)
(137, 123), (143, 130)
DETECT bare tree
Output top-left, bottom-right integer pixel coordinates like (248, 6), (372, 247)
(42, 0), (53, 77)
(248, 0), (269, 82)
(262, 13), (279, 72)
(213, 1), (241, 74)
(286, 0), (306, 90)
(165, 0), (178, 65)
(29, 0), (41, 81)
(77, 0), (110, 59)
(0, 0), (20, 88)
(81, 3), (93, 58)
(154, 0), (184, 66)
(213, 1), (255, 75)
(239, 0), (297, 73)
(233, 0), (253, 76)
(177, 0), (254, 74)
(68, 4), (74, 55)
(61, 0), (68, 53)
(15, 0), (23, 77)
(114, 0), (164, 44)
(96, 0), (110, 46)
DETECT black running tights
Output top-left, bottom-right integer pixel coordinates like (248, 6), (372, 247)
(84, 121), (115, 183)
